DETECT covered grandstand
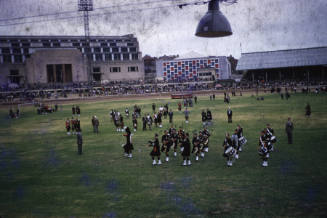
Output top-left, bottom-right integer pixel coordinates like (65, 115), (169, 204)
(237, 47), (327, 81)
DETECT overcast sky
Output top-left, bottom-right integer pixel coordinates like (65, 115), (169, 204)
(0, 0), (326, 58)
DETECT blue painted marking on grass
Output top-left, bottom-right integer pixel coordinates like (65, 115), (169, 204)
(303, 185), (319, 204)
(79, 172), (91, 187)
(0, 147), (20, 172)
(280, 160), (296, 175)
(13, 186), (24, 200)
(44, 148), (60, 168)
(180, 177), (192, 188)
(181, 199), (201, 215)
(102, 212), (117, 218)
(106, 179), (119, 193)
(167, 194), (202, 216)
(160, 182), (175, 191)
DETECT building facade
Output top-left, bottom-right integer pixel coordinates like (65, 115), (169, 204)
(0, 34), (144, 86)
(237, 47), (327, 81)
(156, 56), (231, 82)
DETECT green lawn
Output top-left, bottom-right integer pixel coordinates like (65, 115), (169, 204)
(0, 93), (327, 217)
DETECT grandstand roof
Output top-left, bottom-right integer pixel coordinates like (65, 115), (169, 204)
(236, 47), (327, 71)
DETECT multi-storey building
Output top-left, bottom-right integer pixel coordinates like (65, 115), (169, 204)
(156, 55), (231, 82)
(0, 34), (144, 86)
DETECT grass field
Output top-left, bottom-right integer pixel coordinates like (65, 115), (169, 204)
(0, 92), (327, 217)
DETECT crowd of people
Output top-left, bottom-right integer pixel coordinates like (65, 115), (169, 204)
(1, 80), (326, 104)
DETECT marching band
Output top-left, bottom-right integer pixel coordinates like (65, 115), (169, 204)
(65, 101), (280, 168)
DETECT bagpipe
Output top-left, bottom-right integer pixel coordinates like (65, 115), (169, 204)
(161, 139), (169, 152)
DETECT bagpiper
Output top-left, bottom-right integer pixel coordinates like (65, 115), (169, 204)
(132, 114), (138, 132)
(149, 133), (161, 165)
(65, 118), (71, 135)
(222, 133), (235, 167)
(231, 129), (239, 159)
(258, 131), (269, 167)
(181, 133), (191, 166)
(192, 133), (201, 161)
(161, 130), (172, 162)
(123, 127), (133, 158)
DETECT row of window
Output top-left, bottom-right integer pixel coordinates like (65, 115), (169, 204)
(107, 66), (139, 73)
(0, 46), (137, 54)
(0, 39), (135, 44)
(0, 53), (139, 63)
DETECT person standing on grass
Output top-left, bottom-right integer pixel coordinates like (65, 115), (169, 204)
(227, 107), (233, 123)
(181, 133), (191, 166)
(168, 109), (173, 124)
(77, 131), (83, 155)
(92, 116), (99, 134)
(123, 127), (133, 158)
(150, 133), (161, 165)
(76, 106), (81, 117)
(72, 105), (76, 115)
(65, 118), (71, 135)
(184, 107), (190, 124)
(206, 108), (212, 126)
(201, 110), (207, 127)
(142, 114), (147, 131)
(132, 114), (138, 132)
(305, 103), (311, 117)
(285, 117), (294, 144)
(152, 103), (156, 113)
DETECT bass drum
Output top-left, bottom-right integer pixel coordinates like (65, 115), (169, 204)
(270, 136), (277, 143)
(225, 146), (235, 157)
(258, 146), (268, 156)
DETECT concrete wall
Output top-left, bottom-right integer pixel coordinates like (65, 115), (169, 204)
(25, 48), (87, 84)
(92, 60), (144, 81)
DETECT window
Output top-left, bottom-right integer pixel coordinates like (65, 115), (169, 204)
(95, 54), (103, 61)
(112, 47), (119, 52)
(110, 43), (117, 47)
(132, 53), (138, 60)
(23, 48), (29, 54)
(10, 70), (19, 75)
(93, 67), (100, 73)
(110, 67), (121, 73)
(113, 53), (121, 61)
(129, 47), (136, 52)
(22, 43), (30, 47)
(84, 47), (91, 53)
(43, 42), (51, 47)
(122, 53), (130, 60)
(2, 48), (10, 54)
(127, 43), (134, 46)
(52, 42), (60, 47)
(73, 42), (80, 47)
(10, 70), (20, 84)
(101, 43), (108, 47)
(14, 55), (23, 63)
(121, 47), (128, 52)
(3, 55), (11, 63)
(13, 48), (21, 54)
(103, 48), (110, 53)
(94, 47), (101, 53)
(128, 66), (138, 72)
(12, 43), (20, 47)
(105, 53), (112, 61)
(47, 64), (72, 83)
